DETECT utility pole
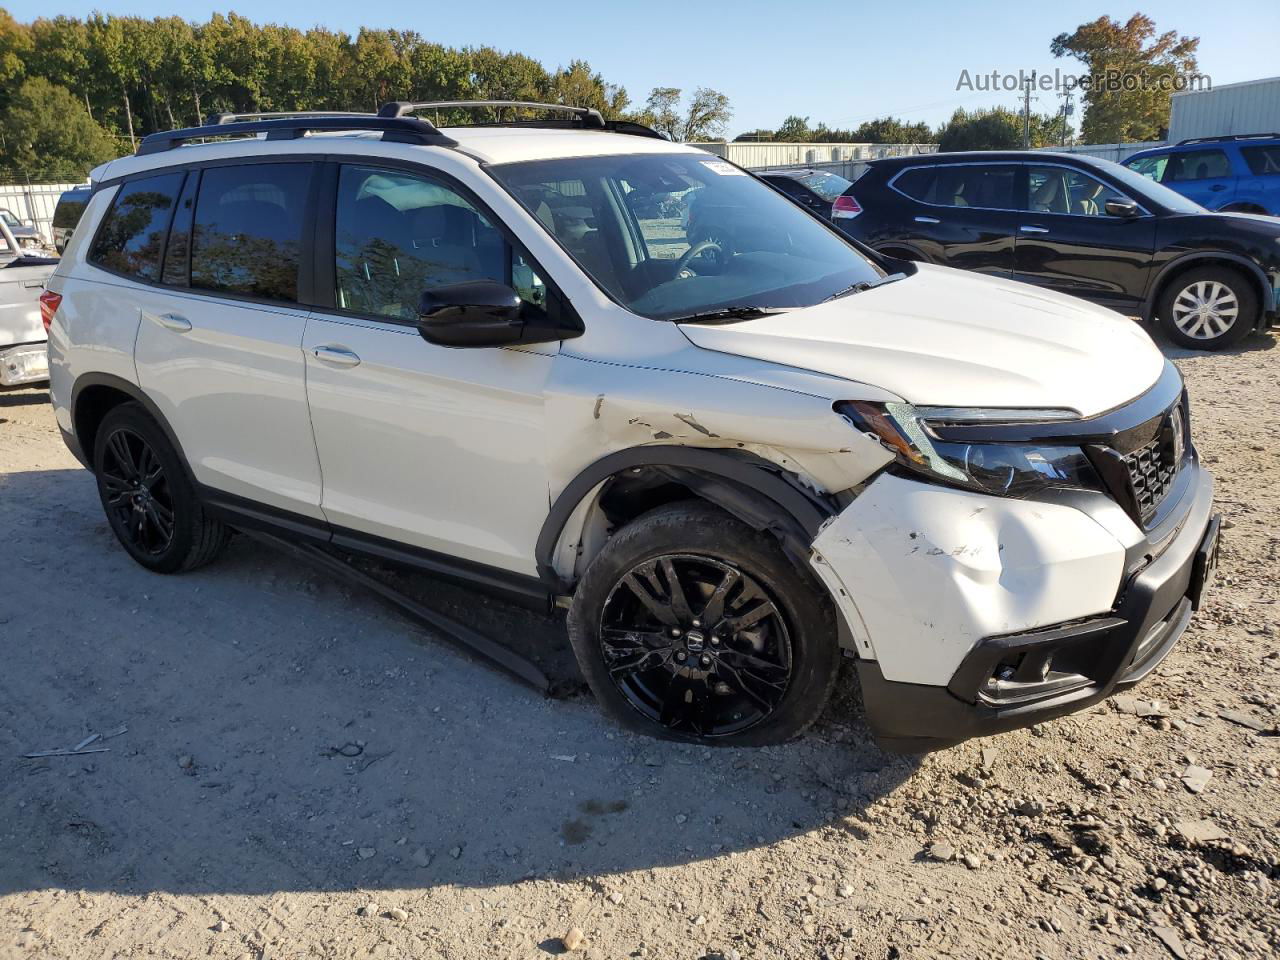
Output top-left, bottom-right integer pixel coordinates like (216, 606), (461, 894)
(1058, 88), (1074, 147)
(1022, 70), (1037, 148)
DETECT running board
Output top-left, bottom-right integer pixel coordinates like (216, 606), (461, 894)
(242, 530), (552, 693)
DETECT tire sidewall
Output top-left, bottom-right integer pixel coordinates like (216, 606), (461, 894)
(1159, 266), (1257, 350)
(567, 503), (838, 746)
(93, 403), (198, 574)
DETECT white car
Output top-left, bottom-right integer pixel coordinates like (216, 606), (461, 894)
(44, 104), (1220, 750)
(1, 218), (56, 387)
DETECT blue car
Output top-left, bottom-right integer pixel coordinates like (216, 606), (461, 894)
(1123, 134), (1280, 216)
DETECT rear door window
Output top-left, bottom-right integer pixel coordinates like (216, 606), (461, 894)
(190, 163), (313, 302)
(1165, 149), (1232, 182)
(89, 173), (185, 281)
(1241, 145), (1280, 176)
(898, 165), (1017, 209)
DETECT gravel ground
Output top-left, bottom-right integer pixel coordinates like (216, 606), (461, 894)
(1, 330), (1277, 960)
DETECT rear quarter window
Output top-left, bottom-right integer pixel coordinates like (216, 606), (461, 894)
(88, 174), (185, 281)
(1165, 149), (1232, 182)
(1241, 145), (1280, 176)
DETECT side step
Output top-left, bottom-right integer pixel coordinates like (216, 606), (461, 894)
(242, 530), (551, 693)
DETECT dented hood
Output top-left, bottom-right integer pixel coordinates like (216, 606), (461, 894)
(677, 264), (1165, 418)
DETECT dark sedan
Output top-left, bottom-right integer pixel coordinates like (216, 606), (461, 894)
(836, 150), (1280, 350)
(757, 167), (855, 218)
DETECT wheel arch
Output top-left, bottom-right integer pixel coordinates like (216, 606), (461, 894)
(70, 373), (196, 483)
(1143, 252), (1271, 329)
(536, 446), (838, 594)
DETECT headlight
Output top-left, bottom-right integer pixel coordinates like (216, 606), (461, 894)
(838, 401), (1104, 497)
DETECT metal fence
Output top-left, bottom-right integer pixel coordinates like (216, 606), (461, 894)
(1031, 141), (1165, 164)
(695, 141), (939, 170)
(0, 180), (89, 243)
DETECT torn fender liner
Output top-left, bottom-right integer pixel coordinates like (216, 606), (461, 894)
(244, 530), (551, 694)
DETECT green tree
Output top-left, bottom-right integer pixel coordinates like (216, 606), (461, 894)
(1051, 14), (1199, 143)
(0, 76), (119, 179)
(936, 106), (1069, 151)
(642, 87), (731, 141)
(774, 115), (811, 141)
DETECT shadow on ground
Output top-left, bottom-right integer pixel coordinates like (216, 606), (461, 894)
(0, 466), (919, 899)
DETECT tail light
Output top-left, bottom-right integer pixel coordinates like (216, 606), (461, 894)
(832, 194), (862, 219)
(39, 290), (62, 331)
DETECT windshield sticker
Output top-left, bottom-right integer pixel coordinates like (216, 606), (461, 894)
(700, 159), (746, 176)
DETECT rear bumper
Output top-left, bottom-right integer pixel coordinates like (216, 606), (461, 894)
(857, 464), (1217, 752)
(0, 341), (49, 387)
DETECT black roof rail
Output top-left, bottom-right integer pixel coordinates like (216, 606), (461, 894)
(208, 110), (374, 126)
(136, 115), (457, 155)
(377, 99), (667, 140)
(378, 99), (606, 128)
(1176, 132), (1280, 145)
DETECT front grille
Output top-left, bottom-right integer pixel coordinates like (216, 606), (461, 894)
(1119, 404), (1186, 525)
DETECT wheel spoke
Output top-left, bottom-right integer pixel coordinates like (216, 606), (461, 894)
(146, 502), (174, 542)
(723, 596), (780, 633)
(659, 557), (694, 622)
(659, 674), (708, 732)
(700, 567), (740, 625)
(621, 563), (679, 627)
(106, 431), (138, 481)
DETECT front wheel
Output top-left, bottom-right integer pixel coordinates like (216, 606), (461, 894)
(1158, 266), (1258, 350)
(567, 501), (839, 746)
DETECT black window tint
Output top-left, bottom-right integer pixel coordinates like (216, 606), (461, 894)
(1165, 149), (1231, 181)
(1241, 145), (1280, 176)
(161, 173), (198, 286)
(929, 166), (1016, 209)
(893, 168), (937, 202)
(334, 165), (507, 320)
(52, 191), (90, 229)
(190, 163), (311, 301)
(89, 173), (184, 281)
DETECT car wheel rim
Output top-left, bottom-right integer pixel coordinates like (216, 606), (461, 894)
(100, 427), (176, 556)
(1171, 280), (1239, 340)
(598, 554), (793, 737)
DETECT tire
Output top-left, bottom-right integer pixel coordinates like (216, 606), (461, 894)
(1157, 265), (1258, 350)
(567, 501), (839, 746)
(92, 402), (229, 574)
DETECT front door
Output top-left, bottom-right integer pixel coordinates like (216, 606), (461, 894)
(891, 163), (1022, 276)
(1012, 164), (1157, 313)
(131, 160), (325, 518)
(302, 162), (557, 576)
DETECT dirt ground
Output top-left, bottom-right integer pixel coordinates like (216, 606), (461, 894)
(1, 328), (1277, 960)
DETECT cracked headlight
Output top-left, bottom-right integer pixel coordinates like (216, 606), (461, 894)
(838, 401), (1105, 497)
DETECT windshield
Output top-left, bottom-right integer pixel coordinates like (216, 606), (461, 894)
(0, 210), (19, 227)
(488, 153), (883, 321)
(1101, 160), (1206, 214)
(795, 171), (853, 201)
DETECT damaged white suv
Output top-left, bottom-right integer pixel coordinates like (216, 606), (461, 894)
(45, 104), (1220, 750)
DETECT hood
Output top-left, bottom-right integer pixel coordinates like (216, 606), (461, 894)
(678, 264), (1165, 418)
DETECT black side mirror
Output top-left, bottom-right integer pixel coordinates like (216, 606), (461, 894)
(416, 280), (570, 348)
(1104, 199), (1140, 218)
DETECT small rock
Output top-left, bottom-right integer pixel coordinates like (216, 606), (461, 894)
(691, 914), (706, 926)
(961, 853), (981, 870)
(1151, 925), (1188, 959)
(674, 814), (688, 824)
(1173, 819), (1227, 844)
(357, 847), (376, 860)
(411, 847), (432, 868)
(385, 907), (408, 923)
(561, 927), (586, 951)
(980, 747), (999, 772)
(927, 843), (956, 862)
(450, 845), (462, 859)
(211, 920), (228, 933)
(177, 755), (193, 769)
(607, 891), (623, 905)
(837, 883), (854, 898)
(1180, 765), (1212, 794)
(357, 902), (378, 917)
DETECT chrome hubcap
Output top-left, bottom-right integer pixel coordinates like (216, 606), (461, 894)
(1170, 280), (1238, 340)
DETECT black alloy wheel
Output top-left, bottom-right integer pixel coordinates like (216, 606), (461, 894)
(599, 553), (793, 737)
(99, 426), (176, 557)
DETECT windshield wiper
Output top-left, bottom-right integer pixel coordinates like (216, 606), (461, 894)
(823, 272), (908, 302)
(667, 305), (784, 325)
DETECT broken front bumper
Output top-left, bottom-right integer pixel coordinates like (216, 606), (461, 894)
(0, 342), (49, 387)
(812, 464), (1217, 752)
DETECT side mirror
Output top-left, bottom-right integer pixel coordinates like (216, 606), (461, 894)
(1104, 199), (1140, 218)
(416, 280), (574, 348)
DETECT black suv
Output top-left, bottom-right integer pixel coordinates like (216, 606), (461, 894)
(837, 151), (1280, 350)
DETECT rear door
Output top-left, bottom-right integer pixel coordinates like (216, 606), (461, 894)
(1162, 148), (1236, 209)
(133, 160), (325, 520)
(887, 163), (1021, 276)
(1011, 164), (1156, 311)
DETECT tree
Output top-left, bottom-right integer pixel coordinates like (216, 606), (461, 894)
(936, 106), (1069, 151)
(852, 116), (936, 144)
(550, 60), (630, 118)
(1051, 14), (1199, 143)
(774, 115), (811, 142)
(641, 87), (731, 141)
(0, 77), (119, 179)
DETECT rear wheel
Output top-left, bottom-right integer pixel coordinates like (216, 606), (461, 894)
(93, 403), (229, 573)
(567, 501), (839, 745)
(1158, 266), (1258, 350)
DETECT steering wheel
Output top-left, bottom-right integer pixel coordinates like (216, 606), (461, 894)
(674, 240), (724, 278)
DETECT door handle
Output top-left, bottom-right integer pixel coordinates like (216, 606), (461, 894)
(1019, 225), (1050, 234)
(1209, 184), (1228, 192)
(150, 312), (191, 332)
(312, 345), (361, 367)
(914, 216), (941, 224)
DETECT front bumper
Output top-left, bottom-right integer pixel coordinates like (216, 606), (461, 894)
(854, 465), (1218, 751)
(0, 342), (49, 387)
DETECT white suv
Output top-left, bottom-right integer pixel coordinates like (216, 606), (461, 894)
(45, 103), (1220, 750)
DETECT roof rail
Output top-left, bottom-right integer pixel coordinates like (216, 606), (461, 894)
(378, 99), (607, 128)
(136, 115), (457, 156)
(1177, 132), (1280, 145)
(208, 110), (374, 126)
